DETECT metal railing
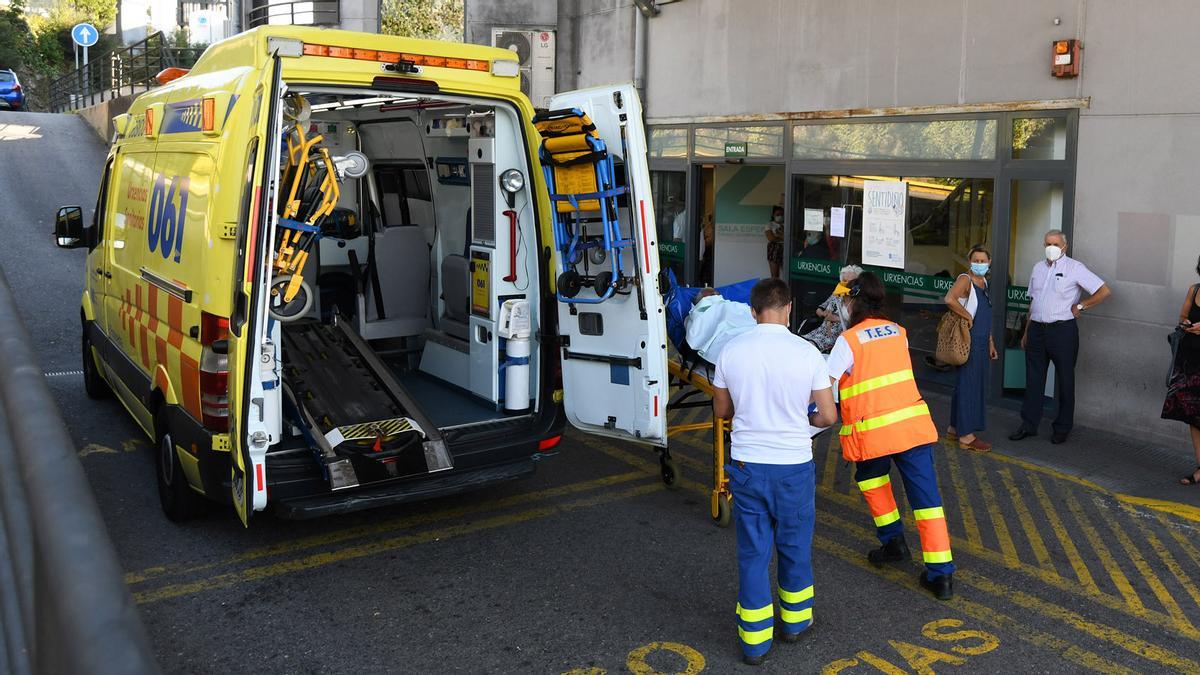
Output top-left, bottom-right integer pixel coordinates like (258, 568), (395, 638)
(0, 268), (157, 674)
(48, 32), (205, 113)
(246, 0), (339, 28)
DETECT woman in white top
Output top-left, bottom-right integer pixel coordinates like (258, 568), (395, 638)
(942, 245), (998, 451)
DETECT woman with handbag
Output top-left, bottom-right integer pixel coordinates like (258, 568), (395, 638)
(942, 245), (998, 451)
(1161, 263), (1200, 486)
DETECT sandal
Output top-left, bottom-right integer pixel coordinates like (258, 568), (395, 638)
(945, 427), (958, 441)
(1181, 467), (1200, 485)
(959, 438), (992, 452)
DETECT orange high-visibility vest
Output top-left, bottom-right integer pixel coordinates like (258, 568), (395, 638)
(838, 318), (937, 462)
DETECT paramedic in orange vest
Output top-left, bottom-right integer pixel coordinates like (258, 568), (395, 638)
(827, 272), (956, 599)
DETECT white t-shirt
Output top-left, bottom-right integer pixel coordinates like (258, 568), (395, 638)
(712, 323), (831, 464)
(827, 323), (912, 380)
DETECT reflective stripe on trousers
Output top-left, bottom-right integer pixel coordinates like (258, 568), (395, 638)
(853, 443), (955, 578)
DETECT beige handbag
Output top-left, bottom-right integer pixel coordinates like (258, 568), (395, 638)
(935, 312), (972, 366)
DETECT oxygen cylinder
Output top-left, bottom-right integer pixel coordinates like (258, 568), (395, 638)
(498, 299), (532, 412)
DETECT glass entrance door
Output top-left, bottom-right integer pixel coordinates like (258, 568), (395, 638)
(650, 170), (688, 283)
(790, 174), (995, 389)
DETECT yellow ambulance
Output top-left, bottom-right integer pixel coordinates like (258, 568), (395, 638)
(54, 25), (669, 525)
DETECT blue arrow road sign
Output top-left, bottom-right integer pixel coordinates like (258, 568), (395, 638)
(71, 23), (99, 48)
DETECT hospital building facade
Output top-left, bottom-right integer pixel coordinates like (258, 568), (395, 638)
(464, 0), (1199, 445)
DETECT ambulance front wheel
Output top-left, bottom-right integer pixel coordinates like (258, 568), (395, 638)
(155, 409), (204, 522)
(660, 455), (679, 489)
(81, 330), (109, 399)
(268, 275), (314, 322)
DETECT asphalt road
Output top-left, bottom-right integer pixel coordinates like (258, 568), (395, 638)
(3, 110), (1200, 674)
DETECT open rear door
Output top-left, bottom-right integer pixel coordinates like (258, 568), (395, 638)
(229, 55), (284, 526)
(547, 84), (668, 446)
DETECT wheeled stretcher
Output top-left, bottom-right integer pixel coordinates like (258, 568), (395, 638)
(533, 108), (635, 303)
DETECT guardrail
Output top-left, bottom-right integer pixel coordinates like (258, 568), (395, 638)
(246, 0), (339, 28)
(48, 32), (205, 113)
(0, 268), (157, 674)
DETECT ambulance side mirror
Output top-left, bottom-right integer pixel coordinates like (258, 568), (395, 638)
(54, 206), (86, 249)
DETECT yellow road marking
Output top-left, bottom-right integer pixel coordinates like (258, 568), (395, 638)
(1124, 502), (1200, 623)
(822, 431), (842, 491)
(134, 481), (661, 604)
(812, 533), (1132, 675)
(943, 444), (982, 549)
(998, 467), (1054, 571)
(1027, 473), (1101, 595)
(125, 469), (646, 585)
(1094, 495), (1193, 631)
(970, 450), (1020, 568)
(1060, 488), (1146, 615)
(595, 436), (1196, 671)
(1157, 511), (1200, 570)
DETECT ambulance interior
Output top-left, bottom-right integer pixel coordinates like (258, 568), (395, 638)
(261, 89), (543, 490)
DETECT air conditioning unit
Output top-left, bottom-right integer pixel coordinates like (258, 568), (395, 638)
(491, 28), (555, 108)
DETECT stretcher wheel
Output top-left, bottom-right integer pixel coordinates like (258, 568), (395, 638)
(593, 271), (613, 295)
(558, 270), (583, 298)
(660, 455), (679, 489)
(587, 246), (607, 265)
(712, 493), (732, 528)
(268, 275), (314, 322)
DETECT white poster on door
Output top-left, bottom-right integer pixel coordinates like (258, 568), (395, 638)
(803, 208), (824, 232)
(862, 180), (907, 269)
(830, 207), (846, 238)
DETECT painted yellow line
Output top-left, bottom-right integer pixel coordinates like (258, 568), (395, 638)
(135, 481), (661, 605)
(1157, 511), (1200, 571)
(981, 450), (1200, 525)
(970, 450), (1021, 568)
(1123, 502), (1200, 625)
(596, 434), (1200, 669)
(1094, 494), (1193, 632)
(998, 466), (1054, 571)
(942, 444), (983, 549)
(821, 432), (842, 491)
(811, 532), (1133, 675)
(1061, 489), (1147, 615)
(124, 469), (646, 585)
(815, 467), (1200, 642)
(817, 507), (1200, 674)
(960, 569), (1200, 674)
(1027, 473), (1101, 596)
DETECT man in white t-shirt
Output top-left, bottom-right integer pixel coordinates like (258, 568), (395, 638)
(712, 278), (837, 666)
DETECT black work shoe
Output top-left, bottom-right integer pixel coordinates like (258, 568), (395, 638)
(1008, 427), (1036, 441)
(920, 571), (954, 600)
(1051, 432), (1069, 444)
(743, 652), (767, 666)
(868, 536), (911, 566)
(778, 623), (811, 643)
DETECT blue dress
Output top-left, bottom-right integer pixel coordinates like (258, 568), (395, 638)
(951, 281), (992, 436)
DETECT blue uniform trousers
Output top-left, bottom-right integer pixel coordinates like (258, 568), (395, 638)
(726, 460), (815, 657)
(854, 443), (955, 579)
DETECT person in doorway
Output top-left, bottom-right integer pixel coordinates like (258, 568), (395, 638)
(827, 272), (956, 600)
(801, 264), (862, 353)
(665, 195), (687, 241)
(699, 214), (715, 285)
(1162, 257), (1200, 486)
(765, 205), (784, 279)
(943, 246), (999, 451)
(712, 278), (837, 666)
(1009, 229), (1111, 444)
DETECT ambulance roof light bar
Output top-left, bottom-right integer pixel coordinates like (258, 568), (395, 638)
(299, 42), (490, 72)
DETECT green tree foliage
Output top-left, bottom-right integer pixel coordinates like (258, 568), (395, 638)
(0, 0), (34, 70)
(381, 0), (463, 42)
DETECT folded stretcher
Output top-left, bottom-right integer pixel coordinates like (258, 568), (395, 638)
(533, 108), (635, 303)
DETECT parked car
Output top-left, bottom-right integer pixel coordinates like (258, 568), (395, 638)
(0, 70), (24, 111)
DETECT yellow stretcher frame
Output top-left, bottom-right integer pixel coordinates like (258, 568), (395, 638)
(666, 360), (733, 527)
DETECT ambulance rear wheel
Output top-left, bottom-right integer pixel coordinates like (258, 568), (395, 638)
(558, 270), (583, 298)
(81, 331), (109, 399)
(155, 410), (203, 522)
(660, 455), (679, 489)
(268, 275), (313, 322)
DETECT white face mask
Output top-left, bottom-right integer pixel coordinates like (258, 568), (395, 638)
(1045, 244), (1064, 262)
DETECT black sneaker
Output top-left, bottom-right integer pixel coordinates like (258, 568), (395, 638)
(743, 652), (767, 666)
(867, 536), (911, 566)
(920, 571), (954, 600)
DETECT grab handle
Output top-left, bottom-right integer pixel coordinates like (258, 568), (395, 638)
(503, 209), (518, 283)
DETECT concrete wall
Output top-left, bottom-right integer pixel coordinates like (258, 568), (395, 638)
(464, 0), (1200, 444)
(76, 94), (136, 142)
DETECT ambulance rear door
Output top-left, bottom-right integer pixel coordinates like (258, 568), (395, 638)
(547, 84), (668, 446)
(229, 53), (284, 526)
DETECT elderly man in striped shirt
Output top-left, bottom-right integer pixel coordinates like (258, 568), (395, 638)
(1009, 229), (1112, 445)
